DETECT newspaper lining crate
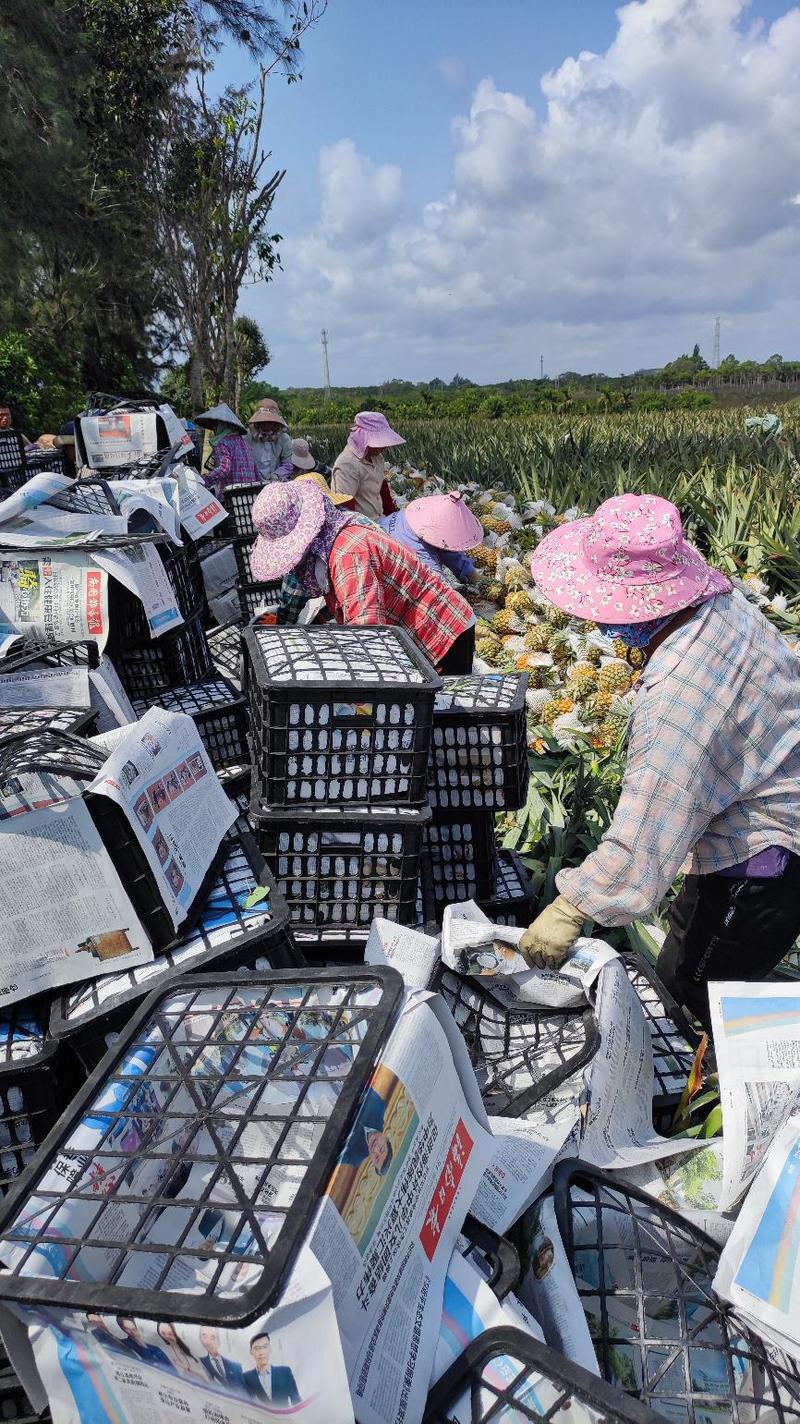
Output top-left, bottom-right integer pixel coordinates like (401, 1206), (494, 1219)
(232, 534), (256, 581)
(432, 965), (600, 1117)
(238, 579), (282, 623)
(254, 803), (430, 961)
(50, 827), (302, 1073)
(0, 1006), (63, 1197)
(0, 966), (404, 1325)
(208, 621), (243, 691)
(245, 624), (441, 810)
(107, 539), (205, 652)
(424, 1327), (666, 1424)
(620, 951), (703, 1133)
(477, 848), (536, 927)
(554, 1161), (800, 1423)
(424, 811), (498, 909)
(131, 674), (247, 772)
(115, 613), (213, 699)
(428, 673), (529, 812)
(222, 484), (262, 539)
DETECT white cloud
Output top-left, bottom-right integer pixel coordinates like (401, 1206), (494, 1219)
(248, 0), (800, 383)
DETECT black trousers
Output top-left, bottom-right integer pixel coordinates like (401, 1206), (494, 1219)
(438, 624), (476, 674)
(657, 854), (800, 1033)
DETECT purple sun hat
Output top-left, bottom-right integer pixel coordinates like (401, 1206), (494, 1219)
(530, 493), (731, 623)
(249, 480), (327, 582)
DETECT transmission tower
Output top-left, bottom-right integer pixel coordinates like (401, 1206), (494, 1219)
(321, 328), (332, 402)
(540, 354), (544, 380)
(713, 317), (720, 370)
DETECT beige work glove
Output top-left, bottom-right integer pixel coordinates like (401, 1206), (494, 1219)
(519, 895), (585, 971)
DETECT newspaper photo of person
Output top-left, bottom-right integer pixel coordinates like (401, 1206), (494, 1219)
(243, 1332), (301, 1407)
(326, 1067), (418, 1255)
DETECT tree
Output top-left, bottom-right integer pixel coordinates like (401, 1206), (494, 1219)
(232, 314), (270, 407)
(449, 374), (474, 389)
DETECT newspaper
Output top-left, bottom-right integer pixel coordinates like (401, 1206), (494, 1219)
(79, 411), (163, 468)
(0, 471), (76, 522)
(576, 957), (700, 1170)
(94, 543), (183, 638)
(105, 478), (183, 545)
(517, 1195), (599, 1375)
(610, 1147), (733, 1247)
(88, 657), (137, 731)
(88, 707), (236, 930)
(470, 1110), (580, 1235)
(0, 662), (90, 709)
(441, 901), (616, 1009)
(364, 918), (440, 990)
(713, 1115), (800, 1361)
(0, 504), (127, 546)
(159, 403), (195, 456)
(0, 795), (152, 1004)
(709, 980), (800, 1212)
(0, 1248), (354, 1424)
(177, 465), (229, 539)
(0, 551), (109, 652)
(308, 992), (492, 1424)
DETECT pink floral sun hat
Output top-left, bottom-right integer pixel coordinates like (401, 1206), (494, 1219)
(404, 491), (483, 552)
(249, 480), (327, 582)
(348, 412), (405, 460)
(530, 493), (731, 623)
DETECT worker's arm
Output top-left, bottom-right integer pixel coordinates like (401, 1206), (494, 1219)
(439, 549), (477, 582)
(329, 540), (386, 625)
(556, 701), (714, 924)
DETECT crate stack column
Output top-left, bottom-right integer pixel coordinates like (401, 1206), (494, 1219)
(424, 673), (533, 924)
(244, 624), (441, 962)
(222, 483), (284, 623)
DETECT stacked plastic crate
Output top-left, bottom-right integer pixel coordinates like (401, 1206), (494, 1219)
(221, 482), (283, 623)
(244, 623), (441, 961)
(423, 673), (533, 924)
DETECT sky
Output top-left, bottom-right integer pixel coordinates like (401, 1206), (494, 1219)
(211, 0), (800, 388)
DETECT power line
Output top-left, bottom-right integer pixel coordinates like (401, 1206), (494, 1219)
(321, 329), (331, 402)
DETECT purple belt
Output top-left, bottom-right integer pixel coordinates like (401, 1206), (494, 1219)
(717, 846), (790, 879)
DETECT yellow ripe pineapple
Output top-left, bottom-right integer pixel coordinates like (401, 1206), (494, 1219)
(567, 661), (598, 700)
(485, 580), (505, 602)
(597, 661), (632, 696)
(613, 637), (628, 660)
(524, 623), (552, 653)
(584, 645), (602, 666)
(585, 691), (614, 722)
(543, 604), (570, 629)
(476, 637), (503, 660)
(472, 545), (498, 571)
(506, 590), (535, 616)
(540, 695), (575, 725)
(597, 713), (629, 747)
(503, 564), (529, 592)
(491, 608), (525, 636)
(480, 514), (512, 535)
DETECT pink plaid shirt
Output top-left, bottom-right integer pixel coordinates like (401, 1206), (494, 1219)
(559, 591), (800, 923)
(203, 434), (261, 497)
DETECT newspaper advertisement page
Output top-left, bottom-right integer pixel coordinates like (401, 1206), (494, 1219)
(0, 662), (90, 709)
(79, 412), (161, 468)
(308, 995), (492, 1424)
(0, 1250), (354, 1424)
(610, 1146), (732, 1247)
(88, 707), (236, 930)
(105, 478), (183, 545)
(0, 796), (152, 1004)
(709, 981), (800, 1212)
(517, 1195), (599, 1376)
(364, 918), (439, 991)
(0, 551), (109, 651)
(93, 544), (183, 638)
(714, 1116), (800, 1361)
(579, 958), (701, 1170)
(177, 465), (228, 539)
(470, 1111), (580, 1236)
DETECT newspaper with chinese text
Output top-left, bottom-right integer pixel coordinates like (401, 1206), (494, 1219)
(0, 551), (109, 652)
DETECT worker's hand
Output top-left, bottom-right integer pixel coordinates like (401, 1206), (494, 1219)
(468, 569), (482, 585)
(519, 895), (585, 971)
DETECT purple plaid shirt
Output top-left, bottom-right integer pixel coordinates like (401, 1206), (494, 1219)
(203, 434), (261, 497)
(559, 591), (800, 923)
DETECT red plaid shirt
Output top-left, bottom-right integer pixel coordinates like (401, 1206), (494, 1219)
(326, 524), (473, 667)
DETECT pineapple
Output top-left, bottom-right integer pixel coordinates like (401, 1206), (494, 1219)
(585, 691), (614, 722)
(597, 713), (629, 747)
(540, 695), (575, 725)
(584, 644), (602, 667)
(506, 590), (535, 616)
(481, 515), (512, 536)
(567, 662), (598, 700)
(524, 624), (552, 653)
(597, 661), (633, 696)
(527, 664), (557, 690)
(485, 580), (505, 602)
(472, 545), (498, 571)
(548, 633), (572, 666)
(476, 637), (503, 661)
(503, 563), (529, 592)
(613, 637), (628, 660)
(491, 609), (525, 636)
(543, 603), (570, 629)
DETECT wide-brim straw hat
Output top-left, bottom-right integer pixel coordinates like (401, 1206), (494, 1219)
(291, 437), (316, 471)
(405, 490), (483, 552)
(295, 470), (353, 506)
(250, 399), (288, 430)
(530, 493), (731, 623)
(195, 403), (247, 433)
(250, 480), (327, 582)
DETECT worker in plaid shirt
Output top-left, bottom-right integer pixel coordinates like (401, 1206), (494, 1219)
(519, 494), (800, 1032)
(250, 481), (475, 672)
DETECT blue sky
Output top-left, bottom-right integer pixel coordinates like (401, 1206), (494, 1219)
(210, 0), (800, 388)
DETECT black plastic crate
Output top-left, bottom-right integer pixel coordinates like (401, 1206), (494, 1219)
(0, 639), (96, 672)
(425, 811), (498, 910)
(208, 621), (243, 691)
(0, 1371), (42, 1424)
(238, 579), (282, 623)
(771, 946), (800, 981)
(0, 728), (105, 789)
(115, 614), (213, 698)
(0, 965), (404, 1325)
(620, 952), (703, 1134)
(222, 484), (262, 539)
(245, 624), (440, 810)
(232, 534), (256, 580)
(554, 1161), (800, 1422)
(477, 848), (536, 927)
(131, 674), (247, 772)
(107, 540), (205, 653)
(50, 826), (302, 1073)
(20, 447), (68, 480)
(459, 1215), (520, 1301)
(47, 476), (119, 518)
(432, 965), (599, 1116)
(255, 803), (430, 960)
(424, 1327), (667, 1424)
(0, 705), (95, 739)
(0, 1006), (63, 1198)
(429, 673), (530, 812)
(0, 433), (28, 493)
